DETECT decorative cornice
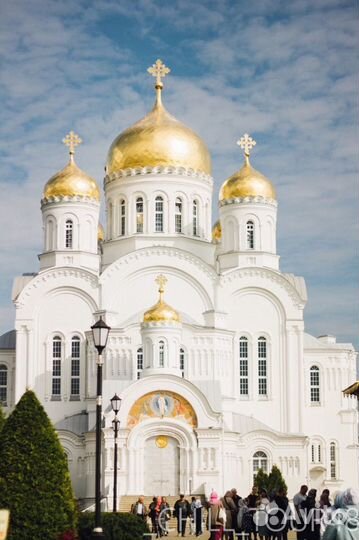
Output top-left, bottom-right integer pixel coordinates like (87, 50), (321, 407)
(41, 195), (100, 208)
(141, 321), (182, 329)
(220, 267), (305, 309)
(219, 196), (277, 208)
(104, 165), (213, 187)
(100, 246), (218, 283)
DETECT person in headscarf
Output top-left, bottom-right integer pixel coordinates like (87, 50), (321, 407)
(300, 489), (320, 540)
(222, 490), (237, 540)
(207, 491), (225, 540)
(322, 488), (359, 540)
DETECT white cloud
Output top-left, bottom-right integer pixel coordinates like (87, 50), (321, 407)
(0, 0), (357, 346)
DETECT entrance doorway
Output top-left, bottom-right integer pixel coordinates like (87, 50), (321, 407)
(144, 436), (180, 496)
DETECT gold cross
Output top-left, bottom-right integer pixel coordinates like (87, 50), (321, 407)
(147, 59), (171, 88)
(62, 131), (82, 156)
(237, 133), (256, 157)
(155, 274), (168, 296)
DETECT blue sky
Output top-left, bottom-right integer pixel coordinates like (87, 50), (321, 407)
(0, 0), (358, 346)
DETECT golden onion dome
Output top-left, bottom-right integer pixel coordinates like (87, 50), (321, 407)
(143, 274), (181, 324)
(212, 220), (222, 243)
(106, 60), (211, 177)
(43, 131), (100, 201)
(219, 134), (276, 202)
(98, 223), (105, 242)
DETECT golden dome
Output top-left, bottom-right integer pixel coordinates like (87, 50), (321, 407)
(143, 274), (180, 324)
(106, 60), (211, 177)
(220, 134), (276, 202)
(43, 131), (100, 201)
(98, 223), (105, 242)
(212, 220), (222, 243)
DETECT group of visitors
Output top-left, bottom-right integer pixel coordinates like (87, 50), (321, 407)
(130, 485), (359, 540)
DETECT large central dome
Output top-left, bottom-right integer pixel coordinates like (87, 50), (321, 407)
(106, 61), (211, 177)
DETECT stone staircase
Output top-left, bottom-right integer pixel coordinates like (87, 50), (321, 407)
(119, 495), (204, 532)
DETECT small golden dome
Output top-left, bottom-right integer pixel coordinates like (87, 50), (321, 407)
(106, 60), (211, 177)
(212, 220), (222, 243)
(98, 223), (105, 242)
(43, 131), (100, 201)
(143, 274), (180, 324)
(44, 161), (100, 201)
(220, 134), (276, 202)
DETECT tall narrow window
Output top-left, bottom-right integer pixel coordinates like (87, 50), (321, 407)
(239, 337), (249, 396)
(155, 196), (164, 232)
(175, 198), (182, 233)
(246, 220), (254, 249)
(330, 442), (337, 479)
(137, 347), (143, 379)
(318, 444), (322, 463)
(159, 340), (165, 367)
(180, 348), (185, 378)
(258, 337), (267, 396)
(65, 220), (73, 249)
(136, 197), (144, 233)
(310, 366), (320, 403)
(52, 336), (62, 397)
(311, 444), (315, 463)
(193, 200), (198, 236)
(0, 365), (8, 405)
(253, 451), (268, 481)
(70, 336), (80, 397)
(120, 199), (126, 236)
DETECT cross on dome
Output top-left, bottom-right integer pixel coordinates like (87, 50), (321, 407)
(237, 133), (256, 157)
(63, 131), (82, 161)
(147, 59), (171, 89)
(155, 274), (168, 295)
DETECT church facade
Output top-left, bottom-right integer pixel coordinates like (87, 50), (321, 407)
(0, 60), (357, 504)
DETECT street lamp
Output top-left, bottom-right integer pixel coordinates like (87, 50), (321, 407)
(91, 316), (111, 540)
(110, 393), (122, 513)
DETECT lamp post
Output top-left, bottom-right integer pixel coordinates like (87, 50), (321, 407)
(91, 316), (111, 540)
(110, 393), (122, 513)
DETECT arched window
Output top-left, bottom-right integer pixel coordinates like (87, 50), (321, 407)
(47, 219), (55, 251)
(239, 337), (249, 396)
(310, 366), (320, 403)
(246, 220), (254, 249)
(137, 347), (143, 379)
(155, 196), (164, 232)
(330, 442), (337, 479)
(0, 364), (8, 405)
(70, 337), (80, 398)
(193, 200), (198, 236)
(65, 220), (73, 249)
(180, 348), (185, 378)
(258, 337), (267, 396)
(52, 336), (62, 398)
(253, 451), (268, 480)
(175, 197), (183, 233)
(136, 197), (144, 233)
(120, 199), (126, 236)
(159, 340), (165, 367)
(311, 442), (322, 463)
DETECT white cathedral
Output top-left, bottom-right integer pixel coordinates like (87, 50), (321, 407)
(0, 60), (358, 504)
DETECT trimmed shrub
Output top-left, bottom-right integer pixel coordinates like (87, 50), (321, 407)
(267, 464), (287, 494)
(0, 390), (77, 540)
(253, 468), (269, 491)
(0, 403), (6, 433)
(78, 512), (149, 540)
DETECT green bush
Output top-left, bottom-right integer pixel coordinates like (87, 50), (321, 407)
(0, 390), (77, 540)
(78, 512), (149, 540)
(254, 465), (287, 494)
(0, 403), (6, 433)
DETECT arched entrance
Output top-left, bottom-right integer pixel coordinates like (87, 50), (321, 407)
(144, 436), (180, 495)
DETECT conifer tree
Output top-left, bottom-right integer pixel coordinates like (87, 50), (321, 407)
(0, 403), (6, 433)
(0, 390), (77, 540)
(267, 464), (287, 493)
(253, 468), (269, 491)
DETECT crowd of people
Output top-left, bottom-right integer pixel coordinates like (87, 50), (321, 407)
(130, 485), (359, 540)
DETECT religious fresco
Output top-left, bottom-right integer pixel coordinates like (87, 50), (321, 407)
(127, 391), (198, 429)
